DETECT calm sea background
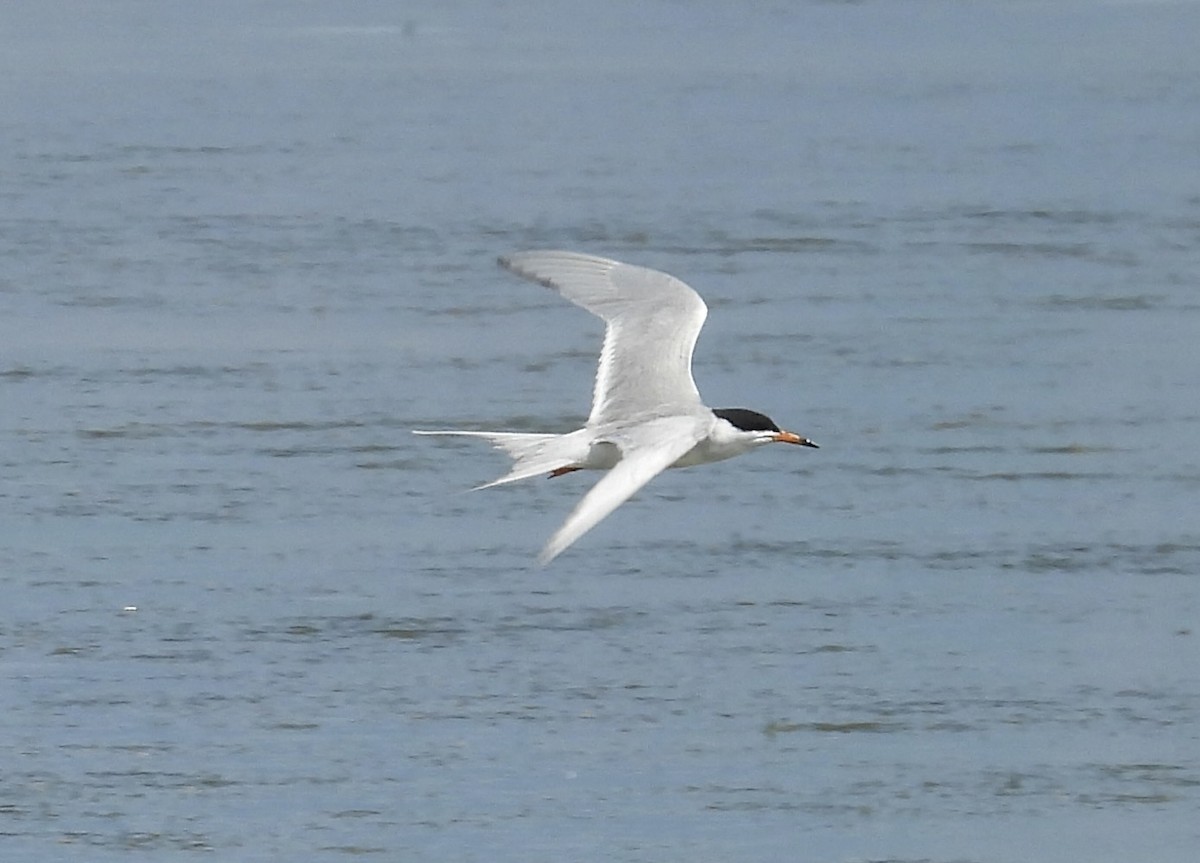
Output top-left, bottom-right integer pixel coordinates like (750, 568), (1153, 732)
(3, 1), (1199, 861)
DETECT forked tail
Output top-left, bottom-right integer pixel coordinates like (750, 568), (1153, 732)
(412, 430), (573, 489)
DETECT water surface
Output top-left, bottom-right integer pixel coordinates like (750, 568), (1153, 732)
(3, 1), (1199, 860)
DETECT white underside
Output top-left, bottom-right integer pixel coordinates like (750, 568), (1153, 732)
(415, 412), (769, 563)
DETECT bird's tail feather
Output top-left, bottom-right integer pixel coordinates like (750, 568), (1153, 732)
(413, 430), (572, 489)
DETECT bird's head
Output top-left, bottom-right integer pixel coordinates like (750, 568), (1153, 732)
(713, 408), (819, 449)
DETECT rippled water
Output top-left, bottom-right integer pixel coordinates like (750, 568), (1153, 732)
(3, 1), (1199, 860)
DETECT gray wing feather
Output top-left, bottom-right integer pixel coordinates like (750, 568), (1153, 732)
(499, 251), (708, 425)
(538, 417), (705, 564)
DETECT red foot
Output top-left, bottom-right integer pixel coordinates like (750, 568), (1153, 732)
(548, 466), (580, 478)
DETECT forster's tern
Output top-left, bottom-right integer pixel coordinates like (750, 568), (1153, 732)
(415, 250), (818, 563)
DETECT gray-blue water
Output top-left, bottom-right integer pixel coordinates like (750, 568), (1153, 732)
(3, 1), (1199, 860)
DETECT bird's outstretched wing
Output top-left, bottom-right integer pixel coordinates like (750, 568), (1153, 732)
(538, 416), (707, 564)
(499, 251), (708, 426)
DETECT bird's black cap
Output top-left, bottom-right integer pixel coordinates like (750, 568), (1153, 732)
(713, 408), (780, 433)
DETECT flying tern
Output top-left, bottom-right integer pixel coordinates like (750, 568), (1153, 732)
(415, 250), (818, 563)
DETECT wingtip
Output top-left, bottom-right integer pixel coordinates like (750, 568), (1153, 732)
(496, 251), (545, 273)
(536, 542), (562, 567)
(497, 252), (531, 281)
(538, 524), (580, 565)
